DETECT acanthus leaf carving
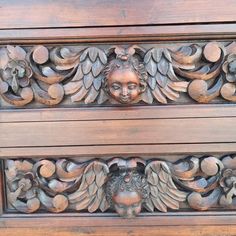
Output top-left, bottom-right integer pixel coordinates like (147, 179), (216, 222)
(2, 41), (236, 107)
(5, 155), (236, 218)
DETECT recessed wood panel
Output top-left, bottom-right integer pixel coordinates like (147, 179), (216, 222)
(1, 117), (236, 148)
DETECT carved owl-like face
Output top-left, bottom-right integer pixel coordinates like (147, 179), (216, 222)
(107, 68), (141, 104)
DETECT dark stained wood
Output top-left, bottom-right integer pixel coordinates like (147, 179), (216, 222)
(1, 105), (236, 123)
(1, 42), (234, 107)
(2, 24), (236, 44)
(1, 0), (236, 235)
(0, 225), (236, 236)
(7, 156), (230, 216)
(1, 0), (236, 29)
(1, 143), (236, 159)
(2, 212), (236, 227)
(1, 117), (236, 148)
(0, 165), (3, 215)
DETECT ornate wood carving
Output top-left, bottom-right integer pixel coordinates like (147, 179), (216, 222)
(1, 41), (236, 107)
(4, 155), (236, 218)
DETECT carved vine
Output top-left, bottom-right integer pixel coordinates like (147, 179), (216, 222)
(5, 155), (236, 218)
(1, 42), (236, 106)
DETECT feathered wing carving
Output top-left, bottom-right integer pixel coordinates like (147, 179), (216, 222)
(143, 48), (189, 104)
(144, 161), (187, 212)
(64, 47), (108, 104)
(68, 160), (110, 213)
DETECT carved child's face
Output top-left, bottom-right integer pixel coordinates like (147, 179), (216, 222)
(107, 68), (141, 104)
(113, 190), (142, 218)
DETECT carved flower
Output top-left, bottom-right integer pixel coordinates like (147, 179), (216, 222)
(218, 168), (236, 206)
(222, 54), (236, 82)
(7, 172), (36, 203)
(0, 46), (32, 94)
(220, 169), (236, 191)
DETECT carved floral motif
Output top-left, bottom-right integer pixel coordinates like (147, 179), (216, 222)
(4, 155), (236, 218)
(0, 46), (33, 106)
(1, 41), (236, 106)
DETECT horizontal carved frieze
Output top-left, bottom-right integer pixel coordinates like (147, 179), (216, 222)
(1, 41), (236, 107)
(4, 155), (236, 218)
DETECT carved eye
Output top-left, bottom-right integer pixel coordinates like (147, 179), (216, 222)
(111, 84), (121, 90)
(128, 83), (137, 90)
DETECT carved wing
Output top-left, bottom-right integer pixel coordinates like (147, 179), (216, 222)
(143, 48), (189, 104)
(64, 47), (108, 104)
(68, 160), (110, 212)
(144, 160), (187, 212)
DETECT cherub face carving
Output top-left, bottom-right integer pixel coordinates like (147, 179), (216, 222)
(107, 68), (141, 104)
(106, 169), (149, 218)
(113, 190), (142, 218)
(103, 47), (148, 104)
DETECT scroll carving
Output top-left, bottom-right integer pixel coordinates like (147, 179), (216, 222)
(5, 155), (236, 218)
(1, 41), (236, 107)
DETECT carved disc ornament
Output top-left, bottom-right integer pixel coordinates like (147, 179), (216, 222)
(5, 155), (236, 218)
(2, 41), (236, 107)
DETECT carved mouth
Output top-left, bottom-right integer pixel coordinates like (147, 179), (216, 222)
(119, 96), (130, 103)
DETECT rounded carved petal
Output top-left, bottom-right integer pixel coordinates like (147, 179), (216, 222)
(203, 42), (222, 62)
(32, 46), (49, 64)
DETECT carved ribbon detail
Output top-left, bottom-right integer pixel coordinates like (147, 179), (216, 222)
(5, 155), (236, 218)
(1, 42), (236, 106)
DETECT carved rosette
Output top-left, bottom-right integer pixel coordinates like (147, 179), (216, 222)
(4, 155), (236, 218)
(2, 41), (236, 106)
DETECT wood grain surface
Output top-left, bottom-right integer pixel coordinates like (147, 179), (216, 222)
(1, 1), (236, 235)
(1, 0), (236, 29)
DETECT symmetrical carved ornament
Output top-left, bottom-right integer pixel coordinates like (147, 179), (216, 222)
(5, 155), (236, 218)
(1, 42), (236, 106)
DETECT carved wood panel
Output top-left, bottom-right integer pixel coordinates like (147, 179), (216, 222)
(4, 155), (236, 218)
(1, 41), (236, 108)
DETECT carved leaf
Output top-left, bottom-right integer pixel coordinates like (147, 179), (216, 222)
(157, 58), (169, 75)
(141, 88), (153, 104)
(151, 195), (167, 212)
(187, 189), (221, 210)
(83, 73), (94, 89)
(93, 76), (103, 91)
(71, 86), (88, 102)
(143, 197), (154, 212)
(65, 47), (107, 104)
(160, 86), (179, 101)
(0, 48), (9, 69)
(148, 77), (156, 90)
(92, 59), (103, 77)
(97, 89), (108, 104)
(85, 86), (99, 104)
(145, 58), (157, 77)
(188, 77), (223, 103)
(68, 160), (109, 212)
(64, 80), (83, 95)
(155, 71), (168, 88)
(145, 161), (187, 212)
(82, 58), (93, 75)
(88, 47), (98, 62)
(144, 47), (187, 104)
(72, 65), (84, 81)
(152, 87), (167, 104)
(7, 45), (26, 60)
(75, 196), (91, 211)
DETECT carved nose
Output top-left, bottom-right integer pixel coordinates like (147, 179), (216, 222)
(121, 87), (128, 96)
